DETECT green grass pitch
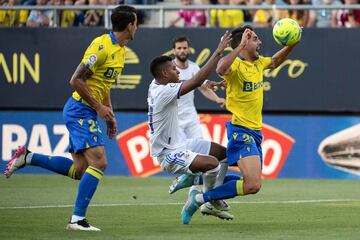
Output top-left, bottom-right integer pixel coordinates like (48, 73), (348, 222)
(1, 175), (360, 240)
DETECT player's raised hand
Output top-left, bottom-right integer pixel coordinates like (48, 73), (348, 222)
(219, 80), (226, 89)
(204, 80), (223, 91)
(239, 28), (252, 47)
(216, 31), (232, 54)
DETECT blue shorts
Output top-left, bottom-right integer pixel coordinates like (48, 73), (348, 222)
(226, 121), (263, 166)
(63, 97), (105, 154)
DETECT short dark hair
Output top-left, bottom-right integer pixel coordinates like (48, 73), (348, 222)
(230, 25), (253, 49)
(150, 56), (173, 79)
(111, 5), (137, 32)
(172, 36), (190, 49)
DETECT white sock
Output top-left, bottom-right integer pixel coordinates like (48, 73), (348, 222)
(71, 215), (85, 223)
(215, 159), (228, 187)
(25, 153), (33, 165)
(195, 194), (205, 204)
(203, 164), (220, 193)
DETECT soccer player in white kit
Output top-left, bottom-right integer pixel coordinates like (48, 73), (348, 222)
(170, 36), (233, 220)
(147, 32), (231, 224)
(172, 36), (225, 140)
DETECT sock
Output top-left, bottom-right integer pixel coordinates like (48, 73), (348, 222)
(195, 193), (205, 204)
(73, 166), (103, 218)
(71, 215), (85, 223)
(215, 159), (228, 187)
(30, 153), (76, 179)
(223, 174), (241, 183)
(203, 180), (244, 202)
(203, 164), (220, 192)
(197, 173), (240, 185)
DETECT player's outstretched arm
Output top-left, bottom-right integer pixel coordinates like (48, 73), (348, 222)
(268, 45), (296, 69)
(198, 84), (226, 108)
(180, 31), (231, 96)
(216, 28), (251, 76)
(70, 63), (114, 122)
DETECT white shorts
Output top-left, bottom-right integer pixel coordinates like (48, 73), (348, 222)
(156, 139), (211, 174)
(178, 120), (203, 141)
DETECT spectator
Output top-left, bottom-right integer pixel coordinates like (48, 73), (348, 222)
(83, 0), (102, 27)
(333, 0), (360, 27)
(279, 0), (310, 27)
(169, 0), (207, 27)
(61, 0), (76, 27)
(308, 0), (340, 27)
(26, 0), (52, 27)
(210, 0), (245, 28)
(73, 0), (86, 27)
(252, 0), (277, 27)
(0, 0), (28, 27)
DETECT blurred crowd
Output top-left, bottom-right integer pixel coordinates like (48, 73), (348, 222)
(0, 0), (359, 27)
(169, 0), (360, 28)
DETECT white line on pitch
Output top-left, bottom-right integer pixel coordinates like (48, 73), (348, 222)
(0, 199), (359, 210)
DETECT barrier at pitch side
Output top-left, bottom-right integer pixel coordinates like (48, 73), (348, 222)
(1, 111), (360, 179)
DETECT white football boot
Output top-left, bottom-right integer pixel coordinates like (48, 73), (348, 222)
(4, 146), (30, 178)
(200, 202), (234, 220)
(66, 219), (101, 231)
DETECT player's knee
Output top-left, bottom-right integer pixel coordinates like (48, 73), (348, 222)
(74, 165), (87, 180)
(95, 160), (108, 171)
(245, 181), (262, 194)
(74, 170), (84, 180)
(204, 157), (219, 171)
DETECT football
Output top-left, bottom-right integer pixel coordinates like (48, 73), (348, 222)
(272, 18), (302, 46)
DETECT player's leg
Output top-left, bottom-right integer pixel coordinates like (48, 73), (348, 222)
(71, 153), (89, 179)
(201, 155), (261, 201)
(4, 146), (78, 180)
(181, 155), (260, 224)
(67, 146), (107, 231)
(169, 142), (229, 199)
(63, 97), (106, 231)
(181, 124), (263, 224)
(201, 122), (263, 199)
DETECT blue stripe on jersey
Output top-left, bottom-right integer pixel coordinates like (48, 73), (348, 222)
(177, 82), (184, 99)
(109, 31), (118, 44)
(165, 155), (186, 167)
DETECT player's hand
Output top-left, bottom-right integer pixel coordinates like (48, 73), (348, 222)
(106, 118), (118, 139)
(96, 105), (115, 123)
(204, 80), (224, 91)
(239, 28), (252, 48)
(215, 31), (232, 55)
(219, 80), (226, 90)
(216, 98), (226, 108)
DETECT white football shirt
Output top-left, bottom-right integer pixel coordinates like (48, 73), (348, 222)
(175, 60), (201, 126)
(148, 80), (185, 157)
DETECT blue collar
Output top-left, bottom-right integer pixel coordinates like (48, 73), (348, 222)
(109, 31), (118, 44)
(237, 54), (245, 60)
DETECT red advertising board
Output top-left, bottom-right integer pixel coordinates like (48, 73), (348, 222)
(117, 114), (294, 178)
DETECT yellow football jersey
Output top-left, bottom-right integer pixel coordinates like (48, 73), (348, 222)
(224, 55), (271, 130)
(72, 32), (126, 105)
(210, 9), (244, 28)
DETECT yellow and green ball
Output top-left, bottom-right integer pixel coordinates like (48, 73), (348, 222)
(272, 18), (302, 46)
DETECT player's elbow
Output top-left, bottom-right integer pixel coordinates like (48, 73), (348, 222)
(216, 65), (227, 76)
(69, 78), (81, 88)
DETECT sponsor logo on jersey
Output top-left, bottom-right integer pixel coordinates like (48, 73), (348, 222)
(86, 54), (98, 67)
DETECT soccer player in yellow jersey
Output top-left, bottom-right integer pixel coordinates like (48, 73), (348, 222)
(181, 25), (298, 224)
(5, 5), (138, 231)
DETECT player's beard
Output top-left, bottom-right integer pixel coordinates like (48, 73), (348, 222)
(175, 53), (189, 63)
